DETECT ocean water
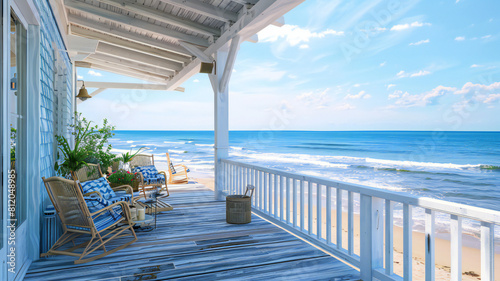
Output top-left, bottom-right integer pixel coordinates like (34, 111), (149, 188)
(110, 131), (500, 241)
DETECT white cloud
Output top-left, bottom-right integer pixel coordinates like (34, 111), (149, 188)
(454, 82), (500, 97)
(259, 24), (344, 47)
(387, 84), (396, 89)
(77, 75), (83, 79)
(345, 90), (371, 100)
(481, 35), (492, 39)
(380, 62), (386, 67)
(455, 36), (465, 41)
(390, 21), (431, 31)
(388, 82), (500, 108)
(484, 94), (500, 104)
(88, 70), (102, 77)
(388, 86), (456, 107)
(335, 103), (355, 110)
(409, 39), (430, 46)
(470, 64), (483, 68)
(192, 79), (200, 83)
(299, 44), (310, 49)
(396, 70), (431, 78)
(296, 88), (331, 109)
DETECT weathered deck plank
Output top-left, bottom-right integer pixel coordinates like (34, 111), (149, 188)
(25, 183), (360, 280)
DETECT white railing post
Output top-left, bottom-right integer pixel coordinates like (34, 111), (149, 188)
(385, 200), (394, 276)
(450, 215), (462, 281)
(360, 195), (384, 280)
(336, 188), (343, 249)
(480, 222), (494, 281)
(425, 209), (435, 281)
(403, 204), (412, 281)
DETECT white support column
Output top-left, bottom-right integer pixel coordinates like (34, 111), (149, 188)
(210, 38), (240, 200)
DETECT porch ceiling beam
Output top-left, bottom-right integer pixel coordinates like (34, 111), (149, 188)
(165, 0), (305, 90)
(70, 25), (191, 64)
(94, 0), (221, 37)
(179, 42), (212, 63)
(85, 55), (175, 77)
(231, 0), (259, 5)
(96, 42), (183, 72)
(76, 81), (185, 92)
(68, 15), (193, 57)
(64, 0), (210, 47)
(76, 61), (170, 83)
(157, 0), (238, 23)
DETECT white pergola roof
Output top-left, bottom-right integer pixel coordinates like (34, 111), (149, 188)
(54, 0), (304, 91)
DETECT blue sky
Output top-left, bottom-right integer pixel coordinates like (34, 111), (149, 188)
(78, 0), (500, 131)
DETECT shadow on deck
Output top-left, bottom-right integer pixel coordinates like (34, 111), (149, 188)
(26, 183), (360, 280)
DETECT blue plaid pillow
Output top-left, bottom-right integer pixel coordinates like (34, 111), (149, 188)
(169, 162), (177, 174)
(133, 165), (165, 184)
(81, 177), (116, 200)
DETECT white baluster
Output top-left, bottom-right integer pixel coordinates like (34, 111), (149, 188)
(425, 208), (435, 281)
(450, 215), (462, 281)
(403, 204), (412, 281)
(480, 222), (494, 281)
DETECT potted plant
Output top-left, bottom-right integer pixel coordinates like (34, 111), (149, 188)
(54, 119), (94, 178)
(108, 170), (139, 191)
(118, 147), (146, 171)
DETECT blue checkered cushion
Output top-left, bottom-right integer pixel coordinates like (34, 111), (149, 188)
(133, 165), (165, 184)
(67, 196), (124, 232)
(169, 162), (177, 174)
(81, 177), (116, 200)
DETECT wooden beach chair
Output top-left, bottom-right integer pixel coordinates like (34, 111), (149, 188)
(73, 163), (134, 203)
(130, 154), (173, 212)
(166, 152), (190, 184)
(130, 154), (169, 196)
(41, 177), (137, 264)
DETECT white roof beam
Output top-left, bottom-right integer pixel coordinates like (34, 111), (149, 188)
(179, 42), (213, 63)
(157, 0), (238, 23)
(165, 0), (305, 90)
(85, 55), (175, 77)
(70, 25), (191, 64)
(77, 81), (185, 92)
(65, 0), (210, 47)
(96, 42), (183, 72)
(76, 61), (170, 83)
(68, 16), (193, 57)
(231, 0), (259, 5)
(94, 0), (221, 37)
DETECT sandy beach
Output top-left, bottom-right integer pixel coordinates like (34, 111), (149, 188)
(194, 177), (499, 281)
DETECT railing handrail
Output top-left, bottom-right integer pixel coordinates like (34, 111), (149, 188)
(222, 158), (500, 225)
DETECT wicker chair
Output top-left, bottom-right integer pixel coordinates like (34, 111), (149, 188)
(130, 154), (169, 198)
(166, 153), (190, 184)
(41, 177), (137, 264)
(73, 163), (134, 202)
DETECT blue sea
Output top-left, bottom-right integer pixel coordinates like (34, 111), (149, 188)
(110, 131), (500, 241)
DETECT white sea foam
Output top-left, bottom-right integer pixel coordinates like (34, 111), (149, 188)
(163, 141), (186, 145)
(195, 144), (214, 147)
(365, 158), (482, 170)
(169, 149), (187, 154)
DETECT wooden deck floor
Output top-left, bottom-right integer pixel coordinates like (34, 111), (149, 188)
(25, 183), (360, 281)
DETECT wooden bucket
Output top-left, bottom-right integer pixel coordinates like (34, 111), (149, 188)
(226, 185), (254, 224)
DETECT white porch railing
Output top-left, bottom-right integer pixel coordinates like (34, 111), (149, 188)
(221, 158), (499, 281)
